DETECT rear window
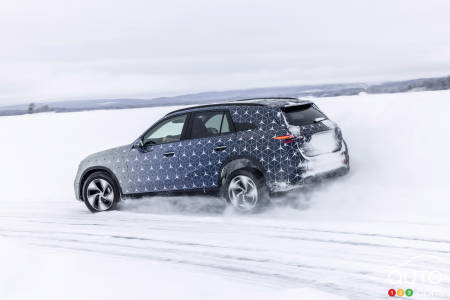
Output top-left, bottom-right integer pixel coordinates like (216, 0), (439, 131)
(282, 104), (326, 126)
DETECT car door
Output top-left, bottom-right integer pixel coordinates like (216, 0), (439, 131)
(126, 113), (189, 194)
(180, 110), (234, 190)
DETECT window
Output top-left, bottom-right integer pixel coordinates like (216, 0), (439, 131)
(282, 104), (326, 126)
(143, 114), (187, 146)
(220, 114), (230, 132)
(190, 111), (231, 139)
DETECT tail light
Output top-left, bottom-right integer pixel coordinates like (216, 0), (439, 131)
(274, 134), (296, 144)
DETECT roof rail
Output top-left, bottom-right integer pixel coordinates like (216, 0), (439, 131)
(231, 97), (299, 102)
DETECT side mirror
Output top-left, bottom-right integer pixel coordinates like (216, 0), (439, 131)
(131, 139), (143, 150)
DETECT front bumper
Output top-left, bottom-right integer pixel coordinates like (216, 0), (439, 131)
(74, 180), (81, 201)
(74, 168), (83, 201)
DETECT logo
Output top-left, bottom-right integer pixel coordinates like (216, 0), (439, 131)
(388, 289), (413, 297)
(386, 255), (449, 298)
(387, 255), (443, 286)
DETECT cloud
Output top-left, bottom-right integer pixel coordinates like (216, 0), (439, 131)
(0, 0), (449, 105)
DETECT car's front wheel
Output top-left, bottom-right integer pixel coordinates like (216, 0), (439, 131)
(82, 171), (120, 213)
(225, 169), (268, 213)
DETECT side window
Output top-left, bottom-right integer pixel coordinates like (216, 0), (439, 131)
(143, 114), (187, 146)
(204, 113), (222, 133)
(190, 111), (231, 139)
(221, 114), (231, 133)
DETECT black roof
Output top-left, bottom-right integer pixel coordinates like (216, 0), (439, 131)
(166, 97), (312, 115)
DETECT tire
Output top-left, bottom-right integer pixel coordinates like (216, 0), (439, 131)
(82, 171), (120, 213)
(224, 169), (269, 213)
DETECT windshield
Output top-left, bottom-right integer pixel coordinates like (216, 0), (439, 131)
(282, 104), (326, 126)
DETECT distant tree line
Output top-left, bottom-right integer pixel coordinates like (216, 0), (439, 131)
(27, 102), (52, 114)
(2, 74), (448, 118)
(367, 76), (450, 94)
(422, 76), (450, 90)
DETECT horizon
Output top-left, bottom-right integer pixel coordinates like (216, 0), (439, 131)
(1, 73), (448, 109)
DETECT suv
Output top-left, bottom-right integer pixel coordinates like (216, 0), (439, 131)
(74, 98), (349, 213)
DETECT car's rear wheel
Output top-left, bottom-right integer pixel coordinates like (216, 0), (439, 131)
(225, 169), (268, 213)
(82, 171), (119, 213)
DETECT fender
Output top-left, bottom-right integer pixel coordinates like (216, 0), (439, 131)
(79, 166), (123, 199)
(218, 155), (266, 187)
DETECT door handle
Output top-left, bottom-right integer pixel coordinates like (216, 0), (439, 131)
(163, 152), (175, 157)
(214, 146), (227, 152)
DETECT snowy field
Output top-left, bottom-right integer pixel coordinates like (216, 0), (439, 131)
(0, 90), (450, 299)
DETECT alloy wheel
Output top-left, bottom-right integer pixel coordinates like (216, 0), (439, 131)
(228, 175), (258, 211)
(86, 178), (115, 211)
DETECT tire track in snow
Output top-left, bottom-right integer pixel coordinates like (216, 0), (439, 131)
(1, 207), (450, 300)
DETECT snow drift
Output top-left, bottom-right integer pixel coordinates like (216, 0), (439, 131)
(0, 90), (450, 299)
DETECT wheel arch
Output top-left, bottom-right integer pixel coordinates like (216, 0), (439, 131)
(218, 155), (266, 188)
(79, 166), (122, 201)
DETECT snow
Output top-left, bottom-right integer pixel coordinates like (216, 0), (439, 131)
(0, 238), (265, 300)
(1, 90), (450, 299)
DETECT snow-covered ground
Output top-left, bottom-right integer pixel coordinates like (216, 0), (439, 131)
(0, 90), (450, 299)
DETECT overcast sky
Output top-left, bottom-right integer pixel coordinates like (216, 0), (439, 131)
(0, 0), (449, 105)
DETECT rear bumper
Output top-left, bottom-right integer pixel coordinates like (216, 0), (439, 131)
(300, 140), (349, 179)
(270, 140), (349, 192)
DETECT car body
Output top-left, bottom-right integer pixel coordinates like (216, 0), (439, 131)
(74, 98), (349, 212)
